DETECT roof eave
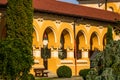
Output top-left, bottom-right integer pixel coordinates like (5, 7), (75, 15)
(34, 8), (117, 23)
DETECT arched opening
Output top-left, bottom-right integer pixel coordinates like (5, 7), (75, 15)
(103, 34), (106, 50)
(76, 31), (86, 59)
(43, 27), (55, 48)
(32, 28), (39, 48)
(89, 32), (99, 58)
(41, 27), (55, 69)
(58, 29), (71, 59)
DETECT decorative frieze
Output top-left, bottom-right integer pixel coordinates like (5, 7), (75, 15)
(36, 18), (44, 27)
(86, 24), (91, 27)
(77, 60), (88, 64)
(60, 60), (73, 64)
(55, 20), (61, 24)
(55, 20), (61, 28)
(37, 18), (44, 22)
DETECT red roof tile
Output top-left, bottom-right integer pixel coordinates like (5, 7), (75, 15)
(0, 0), (120, 22)
(0, 0), (7, 5)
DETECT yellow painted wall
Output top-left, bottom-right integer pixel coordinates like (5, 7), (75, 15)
(31, 13), (117, 76)
(78, 1), (120, 14)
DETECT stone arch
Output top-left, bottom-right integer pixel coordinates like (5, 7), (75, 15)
(42, 27), (56, 48)
(32, 27), (39, 48)
(76, 30), (87, 50)
(58, 29), (72, 59)
(33, 19), (41, 47)
(33, 26), (39, 42)
(76, 25), (88, 45)
(100, 27), (107, 50)
(40, 21), (57, 47)
(103, 33), (106, 49)
(76, 30), (87, 59)
(89, 32), (100, 58)
(58, 23), (74, 49)
(89, 27), (101, 47)
(90, 32), (100, 51)
(59, 28), (72, 49)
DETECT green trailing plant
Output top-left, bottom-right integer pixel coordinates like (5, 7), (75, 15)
(0, 0), (34, 80)
(57, 65), (72, 78)
(79, 69), (90, 80)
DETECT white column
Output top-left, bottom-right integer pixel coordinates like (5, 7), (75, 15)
(82, 51), (88, 58)
(33, 49), (41, 57)
(67, 51), (74, 58)
(51, 50), (58, 58)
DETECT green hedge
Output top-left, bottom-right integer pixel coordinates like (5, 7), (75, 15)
(57, 65), (72, 78)
(21, 74), (35, 80)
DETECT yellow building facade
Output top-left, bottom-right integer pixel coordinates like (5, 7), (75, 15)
(31, 13), (118, 76)
(77, 0), (120, 13)
(0, 0), (120, 76)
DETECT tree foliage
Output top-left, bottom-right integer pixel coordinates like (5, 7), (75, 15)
(86, 25), (120, 80)
(79, 69), (90, 80)
(106, 25), (113, 44)
(86, 40), (120, 80)
(114, 21), (120, 35)
(0, 0), (34, 79)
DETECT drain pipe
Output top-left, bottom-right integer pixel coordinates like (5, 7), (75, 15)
(73, 18), (77, 76)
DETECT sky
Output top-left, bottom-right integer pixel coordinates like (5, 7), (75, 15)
(58, 0), (79, 4)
